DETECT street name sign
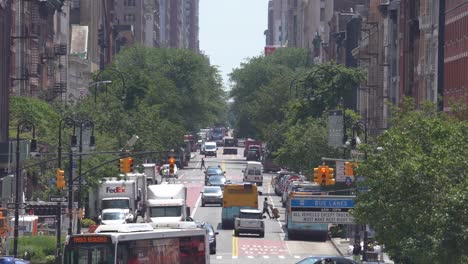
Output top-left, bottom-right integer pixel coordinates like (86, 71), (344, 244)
(291, 195), (355, 224)
(328, 110), (344, 148)
(49, 195), (67, 203)
(7, 203), (26, 210)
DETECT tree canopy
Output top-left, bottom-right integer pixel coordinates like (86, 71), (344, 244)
(353, 100), (468, 264)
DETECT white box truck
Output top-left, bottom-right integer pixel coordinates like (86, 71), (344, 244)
(88, 179), (140, 222)
(146, 183), (191, 223)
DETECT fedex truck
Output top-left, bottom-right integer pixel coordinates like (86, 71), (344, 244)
(88, 179), (140, 221)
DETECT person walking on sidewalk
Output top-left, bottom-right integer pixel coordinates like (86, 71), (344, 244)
(200, 158), (206, 170)
(352, 241), (362, 263)
(262, 197), (272, 218)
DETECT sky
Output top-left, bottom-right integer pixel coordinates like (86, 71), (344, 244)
(199, 0), (269, 89)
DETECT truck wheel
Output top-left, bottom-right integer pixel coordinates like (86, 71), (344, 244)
(259, 232), (264, 238)
(201, 202), (205, 207)
(234, 230), (239, 236)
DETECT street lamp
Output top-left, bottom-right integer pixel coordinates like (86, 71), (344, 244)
(13, 120), (37, 258)
(89, 80), (112, 103)
(56, 117), (76, 261)
(76, 119), (95, 234)
(94, 68), (127, 102)
(351, 120), (369, 261)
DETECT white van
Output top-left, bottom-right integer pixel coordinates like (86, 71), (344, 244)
(243, 161), (263, 186)
(204, 141), (218, 157)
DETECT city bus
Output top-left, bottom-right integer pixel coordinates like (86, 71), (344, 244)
(221, 183), (258, 228)
(63, 223), (209, 264)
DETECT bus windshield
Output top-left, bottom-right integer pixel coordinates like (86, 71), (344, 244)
(64, 243), (114, 264)
(149, 206), (182, 217)
(102, 199), (129, 210)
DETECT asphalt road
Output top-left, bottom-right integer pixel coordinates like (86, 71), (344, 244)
(176, 147), (340, 264)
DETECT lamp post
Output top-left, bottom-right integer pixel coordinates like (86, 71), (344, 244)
(68, 124), (78, 236)
(76, 119), (95, 234)
(88, 80), (112, 103)
(351, 121), (368, 260)
(56, 117), (76, 261)
(94, 68), (127, 102)
(13, 120), (37, 257)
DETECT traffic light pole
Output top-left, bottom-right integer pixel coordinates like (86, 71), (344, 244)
(68, 151), (73, 236)
(55, 202), (62, 264)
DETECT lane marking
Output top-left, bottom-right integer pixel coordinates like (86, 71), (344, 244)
(294, 255), (301, 259)
(247, 256), (254, 259)
(267, 177), (291, 255)
(216, 256), (222, 260)
(221, 160), (225, 171)
(231, 256), (238, 259)
(263, 255), (270, 259)
(191, 193), (201, 218)
(278, 255), (285, 259)
(232, 230), (238, 257)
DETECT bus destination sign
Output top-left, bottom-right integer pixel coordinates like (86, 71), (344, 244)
(72, 236), (110, 244)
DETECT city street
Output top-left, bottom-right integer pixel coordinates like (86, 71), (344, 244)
(178, 148), (340, 264)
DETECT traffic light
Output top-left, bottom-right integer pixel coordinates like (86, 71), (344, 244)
(56, 169), (65, 190)
(327, 167), (336, 185)
(120, 158), (131, 173)
(315, 166), (336, 186)
(319, 166), (327, 186)
(169, 156), (175, 174)
(78, 208), (84, 219)
(128, 158), (134, 172)
(345, 162), (358, 176)
(313, 167), (320, 185)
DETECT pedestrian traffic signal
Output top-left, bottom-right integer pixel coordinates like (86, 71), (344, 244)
(119, 157), (132, 173)
(169, 156), (175, 174)
(78, 208), (84, 219)
(56, 168), (65, 190)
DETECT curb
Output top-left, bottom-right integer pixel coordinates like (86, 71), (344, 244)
(329, 237), (345, 256)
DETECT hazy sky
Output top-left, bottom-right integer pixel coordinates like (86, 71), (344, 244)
(199, 0), (269, 89)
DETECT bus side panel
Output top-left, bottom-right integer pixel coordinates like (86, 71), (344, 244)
(286, 209), (328, 240)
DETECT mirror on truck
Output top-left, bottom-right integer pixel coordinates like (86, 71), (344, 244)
(186, 207), (191, 219)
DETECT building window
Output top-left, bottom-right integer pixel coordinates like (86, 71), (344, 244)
(124, 0), (136, 6)
(124, 14), (136, 22)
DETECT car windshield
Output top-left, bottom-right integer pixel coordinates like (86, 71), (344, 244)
(296, 257), (321, 264)
(209, 176), (226, 184)
(102, 212), (125, 220)
(203, 187), (221, 193)
(149, 206), (182, 217)
(205, 145), (216, 149)
(102, 199), (129, 210)
(240, 212), (261, 219)
(247, 168), (262, 175)
(207, 167), (223, 174)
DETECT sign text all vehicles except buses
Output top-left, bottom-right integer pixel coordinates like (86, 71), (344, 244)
(292, 211), (354, 224)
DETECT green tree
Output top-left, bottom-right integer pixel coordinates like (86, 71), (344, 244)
(353, 99), (468, 264)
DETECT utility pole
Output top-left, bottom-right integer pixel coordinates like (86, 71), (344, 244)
(0, 2), (12, 144)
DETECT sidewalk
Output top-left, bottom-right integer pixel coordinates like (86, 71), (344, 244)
(330, 237), (394, 264)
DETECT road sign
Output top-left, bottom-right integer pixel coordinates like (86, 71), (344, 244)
(7, 203), (26, 210)
(49, 195), (67, 202)
(290, 195), (355, 224)
(73, 180), (87, 186)
(328, 110), (344, 148)
(335, 161), (346, 182)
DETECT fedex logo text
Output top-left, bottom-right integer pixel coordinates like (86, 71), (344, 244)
(106, 187), (126, 193)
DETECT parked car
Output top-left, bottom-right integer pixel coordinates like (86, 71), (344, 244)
(234, 209), (265, 237)
(273, 171), (293, 195)
(278, 174), (305, 196)
(296, 256), (358, 264)
(0, 257), (31, 264)
(201, 186), (223, 206)
(199, 222), (219, 254)
(281, 181), (322, 207)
